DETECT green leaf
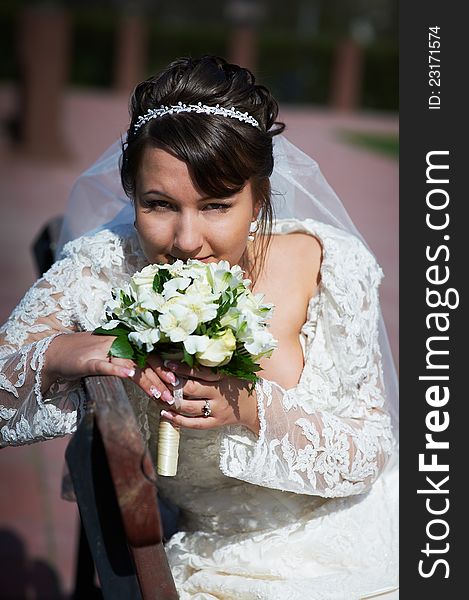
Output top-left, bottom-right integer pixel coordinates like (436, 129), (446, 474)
(134, 351), (147, 369)
(182, 347), (194, 367)
(109, 336), (135, 360)
(93, 326), (116, 336)
(93, 323), (132, 339)
(153, 269), (172, 293)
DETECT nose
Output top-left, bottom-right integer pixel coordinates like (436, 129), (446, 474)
(172, 212), (204, 258)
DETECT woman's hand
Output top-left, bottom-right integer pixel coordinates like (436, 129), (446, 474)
(43, 332), (177, 405)
(159, 362), (260, 435)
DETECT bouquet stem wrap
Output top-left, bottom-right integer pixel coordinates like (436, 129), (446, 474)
(157, 383), (184, 476)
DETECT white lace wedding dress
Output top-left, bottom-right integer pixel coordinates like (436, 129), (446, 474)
(0, 218), (399, 599)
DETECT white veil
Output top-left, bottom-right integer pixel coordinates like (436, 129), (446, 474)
(56, 134), (399, 440)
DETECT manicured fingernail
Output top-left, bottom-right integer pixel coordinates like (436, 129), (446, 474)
(150, 386), (161, 399)
(165, 371), (177, 385)
(170, 376), (180, 387)
(164, 360), (179, 371)
(123, 368), (135, 377)
(162, 390), (175, 405)
(160, 409), (174, 419)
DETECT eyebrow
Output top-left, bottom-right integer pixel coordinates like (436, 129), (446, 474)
(142, 189), (224, 202)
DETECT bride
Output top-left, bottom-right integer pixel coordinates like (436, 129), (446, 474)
(0, 55), (398, 599)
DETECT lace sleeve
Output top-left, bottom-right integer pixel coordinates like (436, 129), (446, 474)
(219, 231), (394, 497)
(0, 228), (129, 447)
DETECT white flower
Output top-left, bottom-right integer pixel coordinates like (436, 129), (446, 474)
(196, 329), (237, 367)
(131, 264), (160, 289)
(164, 259), (185, 275)
(137, 308), (156, 328)
(206, 261), (246, 294)
(138, 289), (166, 312)
(183, 334), (210, 355)
(237, 291), (274, 323)
(219, 306), (243, 330)
(244, 329), (277, 360)
(128, 328), (161, 352)
(101, 319), (121, 330)
(183, 260), (210, 279)
(158, 304), (199, 342)
(179, 280), (219, 323)
(162, 277), (192, 299)
(100, 259), (277, 375)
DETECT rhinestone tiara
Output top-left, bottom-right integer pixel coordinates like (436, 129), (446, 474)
(133, 101), (260, 132)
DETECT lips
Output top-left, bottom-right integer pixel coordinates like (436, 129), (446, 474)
(167, 255), (213, 263)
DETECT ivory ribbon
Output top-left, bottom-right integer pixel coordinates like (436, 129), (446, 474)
(157, 383), (183, 476)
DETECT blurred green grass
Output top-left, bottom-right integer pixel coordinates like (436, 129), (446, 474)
(338, 130), (399, 158)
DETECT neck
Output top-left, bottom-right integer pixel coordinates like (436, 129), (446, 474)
(239, 237), (263, 290)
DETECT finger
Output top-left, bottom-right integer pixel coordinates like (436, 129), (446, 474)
(178, 378), (214, 399)
(133, 367), (175, 405)
(146, 354), (180, 386)
(164, 360), (222, 382)
(105, 357), (174, 405)
(160, 409), (215, 430)
(87, 359), (136, 379)
(173, 398), (209, 417)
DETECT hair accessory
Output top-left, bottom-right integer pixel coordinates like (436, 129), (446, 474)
(133, 101), (260, 133)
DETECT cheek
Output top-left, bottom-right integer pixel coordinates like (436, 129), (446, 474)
(135, 213), (171, 256)
(211, 215), (249, 256)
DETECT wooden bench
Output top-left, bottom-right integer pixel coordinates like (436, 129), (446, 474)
(65, 376), (178, 599)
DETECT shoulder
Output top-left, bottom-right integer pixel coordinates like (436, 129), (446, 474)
(58, 224), (138, 273)
(266, 231), (322, 299)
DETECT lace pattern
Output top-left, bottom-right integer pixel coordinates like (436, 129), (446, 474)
(219, 219), (393, 497)
(0, 225), (146, 447)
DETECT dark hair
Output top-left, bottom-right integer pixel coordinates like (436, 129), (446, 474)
(120, 55), (285, 282)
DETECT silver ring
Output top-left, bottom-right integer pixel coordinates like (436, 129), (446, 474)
(202, 399), (211, 418)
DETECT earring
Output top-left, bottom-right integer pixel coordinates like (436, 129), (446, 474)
(247, 220), (259, 242)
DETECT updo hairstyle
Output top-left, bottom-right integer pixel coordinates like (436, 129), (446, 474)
(120, 55), (285, 280)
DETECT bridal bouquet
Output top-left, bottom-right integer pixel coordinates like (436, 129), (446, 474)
(94, 259), (277, 475)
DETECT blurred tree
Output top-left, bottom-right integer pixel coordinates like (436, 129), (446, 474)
(225, 0), (266, 73)
(13, 2), (72, 159)
(112, 0), (149, 94)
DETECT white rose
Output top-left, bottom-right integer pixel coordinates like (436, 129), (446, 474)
(196, 329), (236, 367)
(131, 264), (160, 289)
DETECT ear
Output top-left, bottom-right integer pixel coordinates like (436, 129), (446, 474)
(252, 199), (262, 221)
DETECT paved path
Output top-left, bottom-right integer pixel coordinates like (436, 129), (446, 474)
(0, 86), (398, 596)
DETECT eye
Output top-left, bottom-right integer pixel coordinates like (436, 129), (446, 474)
(203, 203), (232, 212)
(141, 199), (175, 212)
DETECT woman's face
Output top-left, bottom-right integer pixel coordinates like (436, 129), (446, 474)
(134, 146), (259, 266)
